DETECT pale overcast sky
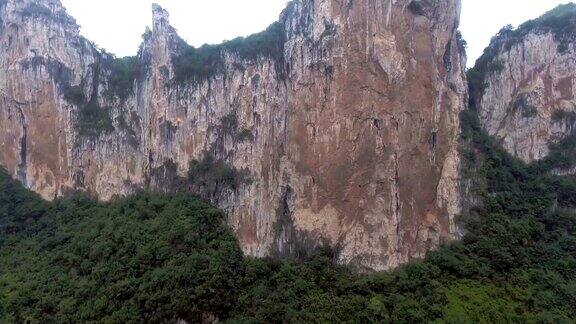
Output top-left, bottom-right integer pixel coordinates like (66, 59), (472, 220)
(60, 0), (574, 67)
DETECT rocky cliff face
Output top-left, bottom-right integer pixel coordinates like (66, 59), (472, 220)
(473, 4), (576, 168)
(0, 0), (466, 271)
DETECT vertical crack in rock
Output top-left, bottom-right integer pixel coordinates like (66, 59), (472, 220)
(393, 153), (401, 251)
(273, 185), (295, 257)
(15, 104), (27, 185)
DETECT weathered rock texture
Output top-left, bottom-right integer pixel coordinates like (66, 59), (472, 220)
(474, 5), (576, 164)
(0, 0), (466, 271)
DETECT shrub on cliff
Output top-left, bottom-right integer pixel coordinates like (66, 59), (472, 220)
(172, 22), (286, 84)
(105, 56), (139, 101)
(61, 69), (114, 139)
(75, 100), (115, 137)
(188, 153), (251, 194)
(469, 4), (576, 105)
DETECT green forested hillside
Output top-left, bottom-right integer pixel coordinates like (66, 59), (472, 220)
(1, 102), (576, 323)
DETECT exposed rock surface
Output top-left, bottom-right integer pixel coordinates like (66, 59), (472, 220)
(0, 0), (466, 271)
(474, 5), (576, 165)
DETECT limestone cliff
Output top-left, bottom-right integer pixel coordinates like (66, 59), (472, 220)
(0, 0), (466, 271)
(472, 4), (576, 169)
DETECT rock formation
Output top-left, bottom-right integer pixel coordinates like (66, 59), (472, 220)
(472, 4), (576, 168)
(0, 0), (466, 271)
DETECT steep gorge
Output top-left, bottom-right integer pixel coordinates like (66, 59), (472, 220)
(0, 0), (467, 271)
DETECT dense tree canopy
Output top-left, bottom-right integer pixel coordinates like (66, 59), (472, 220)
(0, 177), (243, 322)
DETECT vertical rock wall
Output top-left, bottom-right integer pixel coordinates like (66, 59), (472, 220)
(0, 0), (466, 271)
(475, 5), (576, 167)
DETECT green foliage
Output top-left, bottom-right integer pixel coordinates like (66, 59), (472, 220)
(2, 103), (576, 321)
(456, 30), (467, 53)
(516, 3), (576, 53)
(148, 155), (251, 202)
(105, 56), (139, 101)
(20, 3), (52, 18)
(188, 153), (250, 194)
(533, 132), (576, 172)
(223, 22), (286, 61)
(3, 36), (576, 320)
(552, 110), (576, 125)
(62, 85), (85, 106)
(513, 96), (538, 118)
(172, 43), (223, 84)
(0, 186), (243, 322)
(220, 113), (239, 134)
(236, 128), (255, 142)
(522, 106), (538, 118)
(75, 100), (114, 138)
(469, 4), (576, 106)
(61, 68), (114, 138)
(172, 22), (286, 84)
(19, 2), (76, 25)
(442, 281), (525, 323)
(218, 113), (255, 142)
(0, 169), (47, 242)
(461, 107), (576, 201)
(466, 68), (488, 106)
(408, 0), (438, 16)
(488, 59), (505, 74)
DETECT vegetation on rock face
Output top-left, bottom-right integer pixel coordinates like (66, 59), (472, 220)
(187, 154), (250, 194)
(220, 113), (239, 134)
(467, 4), (576, 171)
(172, 22), (286, 84)
(217, 113), (255, 142)
(20, 3), (52, 18)
(2, 3), (576, 322)
(2, 102), (576, 321)
(533, 132), (576, 172)
(513, 96), (538, 118)
(19, 2), (76, 25)
(516, 3), (576, 53)
(469, 4), (576, 106)
(75, 100), (115, 138)
(19, 53), (115, 140)
(552, 110), (576, 126)
(149, 154), (251, 202)
(62, 54), (140, 138)
(408, 0), (439, 16)
(61, 60), (111, 138)
(236, 128), (255, 142)
(104, 56), (139, 102)
(62, 84), (114, 138)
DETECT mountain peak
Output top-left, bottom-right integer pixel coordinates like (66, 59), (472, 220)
(152, 3), (170, 32)
(0, 0), (77, 30)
